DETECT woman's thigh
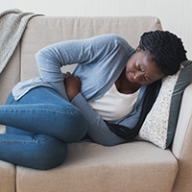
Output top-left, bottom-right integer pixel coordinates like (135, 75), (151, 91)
(6, 86), (71, 106)
(5, 87), (88, 142)
(6, 87), (71, 136)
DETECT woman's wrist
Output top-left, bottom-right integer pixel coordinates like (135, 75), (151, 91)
(67, 90), (80, 101)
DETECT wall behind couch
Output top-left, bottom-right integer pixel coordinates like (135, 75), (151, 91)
(1, 0), (192, 59)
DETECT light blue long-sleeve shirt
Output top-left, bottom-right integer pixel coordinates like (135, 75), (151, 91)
(12, 34), (147, 146)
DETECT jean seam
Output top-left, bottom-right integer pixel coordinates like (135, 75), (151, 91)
(1, 107), (79, 116)
(0, 135), (51, 143)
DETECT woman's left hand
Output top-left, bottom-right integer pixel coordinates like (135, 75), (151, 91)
(63, 72), (81, 101)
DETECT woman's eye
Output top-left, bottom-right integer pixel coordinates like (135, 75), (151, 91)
(138, 64), (144, 72)
(137, 63), (142, 71)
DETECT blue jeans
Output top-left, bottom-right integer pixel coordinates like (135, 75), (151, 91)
(0, 87), (88, 170)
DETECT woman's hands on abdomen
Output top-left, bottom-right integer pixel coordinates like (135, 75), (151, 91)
(63, 72), (81, 101)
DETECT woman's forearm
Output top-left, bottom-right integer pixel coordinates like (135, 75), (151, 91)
(71, 93), (127, 146)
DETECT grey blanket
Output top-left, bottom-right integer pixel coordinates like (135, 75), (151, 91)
(0, 9), (42, 74)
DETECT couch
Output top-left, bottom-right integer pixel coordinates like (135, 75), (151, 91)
(0, 15), (192, 192)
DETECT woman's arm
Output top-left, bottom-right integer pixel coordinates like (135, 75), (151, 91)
(63, 72), (127, 146)
(71, 92), (127, 146)
(63, 72), (126, 145)
(35, 34), (122, 83)
(35, 39), (89, 83)
(35, 35), (116, 99)
(36, 35), (131, 145)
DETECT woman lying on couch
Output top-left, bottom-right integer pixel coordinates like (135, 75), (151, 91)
(0, 30), (187, 170)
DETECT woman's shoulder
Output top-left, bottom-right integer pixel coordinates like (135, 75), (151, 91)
(95, 34), (129, 44)
(92, 34), (133, 53)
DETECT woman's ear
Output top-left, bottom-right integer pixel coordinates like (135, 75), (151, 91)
(136, 46), (141, 52)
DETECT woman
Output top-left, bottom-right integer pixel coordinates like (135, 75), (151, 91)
(0, 30), (187, 170)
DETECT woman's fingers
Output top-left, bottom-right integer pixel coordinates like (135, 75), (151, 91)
(63, 71), (71, 78)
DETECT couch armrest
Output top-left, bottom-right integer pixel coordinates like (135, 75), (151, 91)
(171, 83), (192, 192)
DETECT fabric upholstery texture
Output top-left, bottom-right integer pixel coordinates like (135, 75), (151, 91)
(171, 83), (192, 192)
(0, 161), (15, 192)
(16, 142), (178, 192)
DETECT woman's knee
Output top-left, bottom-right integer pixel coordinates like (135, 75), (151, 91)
(28, 135), (68, 170)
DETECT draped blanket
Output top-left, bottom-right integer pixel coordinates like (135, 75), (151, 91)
(0, 9), (42, 74)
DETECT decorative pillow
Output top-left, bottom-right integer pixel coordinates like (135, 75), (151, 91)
(137, 60), (192, 149)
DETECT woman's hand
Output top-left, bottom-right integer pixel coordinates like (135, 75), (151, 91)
(63, 72), (81, 101)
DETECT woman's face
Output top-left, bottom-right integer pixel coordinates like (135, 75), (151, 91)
(126, 50), (165, 85)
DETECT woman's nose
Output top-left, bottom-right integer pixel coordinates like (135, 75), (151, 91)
(133, 72), (143, 81)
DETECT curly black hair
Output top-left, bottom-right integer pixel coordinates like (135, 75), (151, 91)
(139, 30), (187, 75)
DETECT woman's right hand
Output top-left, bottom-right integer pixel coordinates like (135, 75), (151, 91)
(63, 72), (81, 101)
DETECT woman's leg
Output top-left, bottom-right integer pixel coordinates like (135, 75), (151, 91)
(0, 133), (67, 170)
(0, 87), (87, 169)
(3, 87), (88, 142)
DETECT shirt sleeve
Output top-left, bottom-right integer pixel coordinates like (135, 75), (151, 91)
(35, 34), (124, 83)
(71, 93), (127, 146)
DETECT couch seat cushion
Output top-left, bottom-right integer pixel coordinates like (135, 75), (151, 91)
(16, 141), (177, 192)
(0, 160), (15, 192)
